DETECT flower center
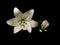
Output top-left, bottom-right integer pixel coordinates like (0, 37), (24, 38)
(18, 18), (26, 26)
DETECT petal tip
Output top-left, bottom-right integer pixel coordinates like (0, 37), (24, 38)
(14, 31), (17, 34)
(14, 7), (19, 13)
(14, 7), (18, 10)
(30, 9), (34, 13)
(30, 20), (38, 28)
(28, 31), (32, 33)
(6, 20), (10, 25)
(14, 29), (18, 34)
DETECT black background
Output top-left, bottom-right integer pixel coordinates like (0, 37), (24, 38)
(0, 0), (57, 41)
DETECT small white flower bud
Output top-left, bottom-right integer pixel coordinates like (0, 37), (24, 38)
(39, 29), (42, 32)
(41, 20), (49, 28)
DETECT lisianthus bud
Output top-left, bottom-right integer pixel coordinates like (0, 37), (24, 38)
(41, 20), (49, 28)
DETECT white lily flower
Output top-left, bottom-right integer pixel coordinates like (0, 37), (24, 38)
(6, 7), (38, 34)
(41, 20), (49, 28)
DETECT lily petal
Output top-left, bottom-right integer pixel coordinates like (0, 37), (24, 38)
(6, 18), (19, 26)
(25, 22), (32, 33)
(30, 20), (38, 28)
(14, 25), (22, 34)
(23, 9), (34, 21)
(13, 7), (23, 17)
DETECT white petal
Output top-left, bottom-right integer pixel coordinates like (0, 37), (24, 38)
(22, 26), (27, 30)
(6, 18), (19, 26)
(6, 18), (16, 26)
(23, 9), (34, 21)
(30, 20), (38, 28)
(25, 22), (32, 33)
(14, 25), (22, 34)
(20, 25), (26, 30)
(13, 7), (23, 17)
